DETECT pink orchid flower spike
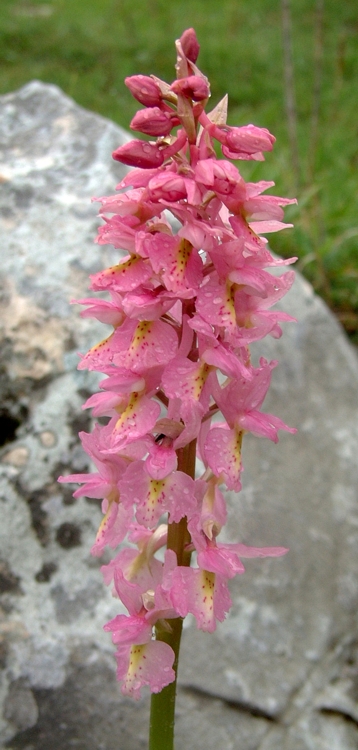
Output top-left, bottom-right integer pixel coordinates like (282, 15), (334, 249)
(60, 27), (296, 750)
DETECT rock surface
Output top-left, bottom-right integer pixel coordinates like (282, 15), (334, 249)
(1, 81), (358, 750)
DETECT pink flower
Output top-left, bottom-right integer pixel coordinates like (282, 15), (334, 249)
(78, 318), (178, 373)
(144, 438), (178, 479)
(75, 295), (124, 327)
(196, 476), (227, 539)
(202, 423), (243, 491)
(101, 524), (167, 589)
(61, 28), (296, 699)
(199, 111), (276, 160)
(213, 360), (297, 442)
(169, 566), (232, 633)
(189, 515), (288, 576)
(58, 426), (130, 499)
(119, 461), (197, 527)
(90, 257), (153, 293)
(106, 392), (161, 451)
(103, 553), (179, 698)
(113, 641), (176, 699)
(144, 233), (203, 295)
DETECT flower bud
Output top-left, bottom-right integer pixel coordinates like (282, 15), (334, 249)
(179, 28), (200, 63)
(130, 107), (174, 137)
(225, 124), (275, 155)
(112, 140), (164, 168)
(170, 75), (210, 102)
(125, 75), (162, 107)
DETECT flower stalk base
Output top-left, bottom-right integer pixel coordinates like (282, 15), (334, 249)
(149, 439), (195, 750)
(149, 616), (183, 750)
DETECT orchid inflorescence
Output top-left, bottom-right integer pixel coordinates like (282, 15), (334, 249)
(60, 28), (296, 702)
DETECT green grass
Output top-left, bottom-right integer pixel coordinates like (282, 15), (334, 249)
(1, 0), (358, 336)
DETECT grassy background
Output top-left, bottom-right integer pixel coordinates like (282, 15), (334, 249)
(1, 0), (358, 336)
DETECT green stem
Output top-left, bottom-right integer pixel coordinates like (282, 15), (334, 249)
(149, 617), (183, 750)
(149, 439), (196, 750)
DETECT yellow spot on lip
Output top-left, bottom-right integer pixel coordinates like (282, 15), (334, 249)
(190, 362), (210, 400)
(199, 569), (215, 602)
(96, 505), (113, 542)
(224, 281), (236, 328)
(167, 239), (192, 285)
(125, 644), (147, 688)
(128, 321), (152, 357)
(95, 489), (119, 543)
(102, 257), (138, 278)
(114, 392), (140, 433)
(141, 479), (166, 522)
(87, 332), (114, 357)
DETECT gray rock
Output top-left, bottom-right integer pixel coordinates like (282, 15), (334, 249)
(1, 81), (358, 749)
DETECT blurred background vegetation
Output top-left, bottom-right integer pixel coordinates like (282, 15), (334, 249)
(1, 0), (358, 338)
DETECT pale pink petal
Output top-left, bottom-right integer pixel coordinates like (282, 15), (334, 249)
(249, 220), (293, 234)
(76, 296), (125, 327)
(77, 331), (116, 371)
(116, 167), (160, 191)
(81, 318), (178, 374)
(119, 462), (165, 525)
(112, 567), (144, 615)
(95, 215), (136, 251)
(115, 641), (175, 699)
(112, 319), (179, 372)
(121, 287), (175, 320)
(91, 500), (132, 556)
(104, 615), (152, 645)
(245, 180), (275, 198)
(202, 343), (251, 380)
(244, 195), (296, 221)
(195, 276), (237, 337)
(172, 400), (205, 450)
(203, 425), (242, 491)
(99, 370), (146, 394)
(163, 471), (198, 523)
(58, 473), (109, 499)
(93, 189), (151, 219)
(108, 392), (161, 451)
(161, 356), (211, 406)
(82, 390), (125, 417)
(239, 410), (297, 441)
(228, 267), (276, 297)
(101, 547), (163, 590)
(170, 567), (232, 632)
(90, 256), (152, 293)
(145, 441), (178, 480)
(230, 543), (289, 558)
(119, 462), (197, 527)
(199, 479), (227, 538)
(197, 546), (246, 578)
